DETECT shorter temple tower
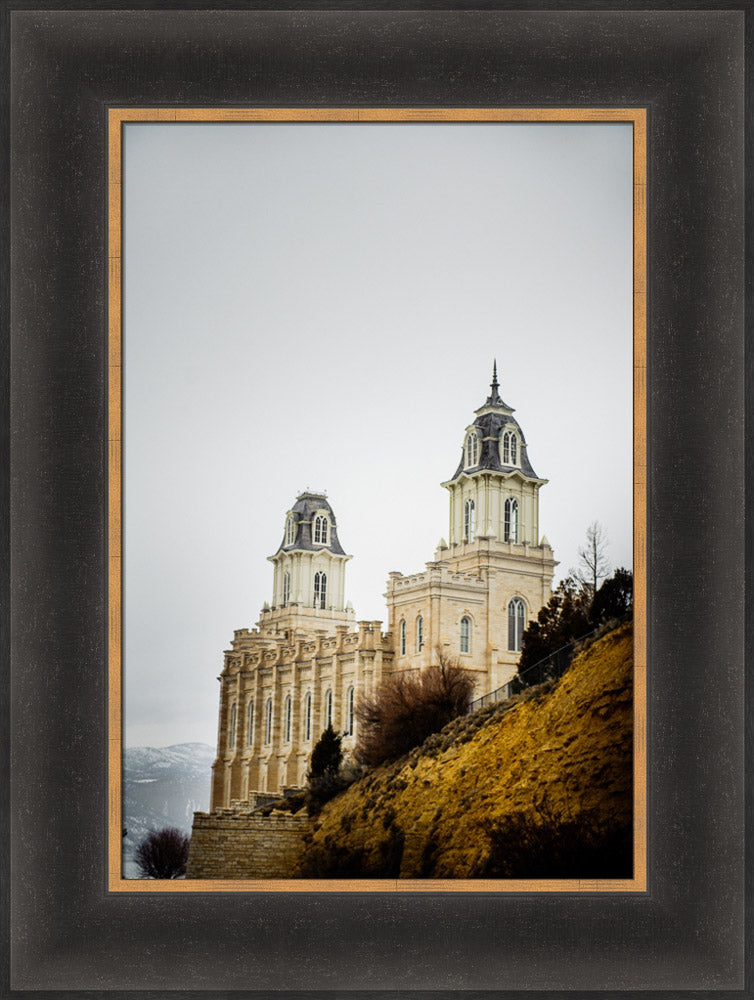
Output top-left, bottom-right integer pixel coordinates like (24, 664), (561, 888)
(385, 365), (557, 693)
(209, 492), (392, 808)
(266, 492), (353, 634)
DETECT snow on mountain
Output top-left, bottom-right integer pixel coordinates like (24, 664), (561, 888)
(122, 742), (215, 878)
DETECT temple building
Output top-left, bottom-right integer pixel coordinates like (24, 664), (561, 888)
(208, 366), (556, 807)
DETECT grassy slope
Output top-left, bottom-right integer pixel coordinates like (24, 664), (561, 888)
(297, 620), (633, 878)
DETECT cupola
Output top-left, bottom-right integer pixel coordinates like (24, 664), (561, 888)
(275, 492), (347, 556)
(442, 363), (548, 547)
(447, 361), (541, 483)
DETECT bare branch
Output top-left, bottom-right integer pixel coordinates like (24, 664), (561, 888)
(573, 521), (610, 596)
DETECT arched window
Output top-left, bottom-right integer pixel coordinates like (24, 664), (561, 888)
(508, 598), (526, 652)
(345, 686), (355, 736)
(303, 693), (312, 741)
(416, 615), (424, 652)
(247, 699), (254, 746)
(399, 619), (406, 655)
(282, 571), (290, 606)
(313, 515), (329, 545)
(460, 616), (471, 654)
(465, 432), (479, 468)
(504, 497), (519, 542)
(228, 703), (236, 749)
(324, 689), (333, 729)
(285, 514), (296, 546)
(284, 695), (292, 743)
(265, 697), (273, 744)
(314, 571), (327, 609)
(502, 431), (518, 466)
(464, 498), (476, 542)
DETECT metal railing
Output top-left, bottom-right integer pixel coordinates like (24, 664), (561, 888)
(467, 614), (630, 714)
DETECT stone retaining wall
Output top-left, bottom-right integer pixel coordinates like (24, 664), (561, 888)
(187, 809), (311, 879)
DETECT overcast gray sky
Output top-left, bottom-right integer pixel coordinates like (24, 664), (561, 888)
(123, 122), (633, 749)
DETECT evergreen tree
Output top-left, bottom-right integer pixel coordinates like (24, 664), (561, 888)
(591, 567), (633, 622)
(308, 724), (343, 782)
(516, 576), (592, 684)
(306, 725), (345, 815)
(515, 569), (633, 690)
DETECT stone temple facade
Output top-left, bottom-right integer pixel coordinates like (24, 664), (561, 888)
(208, 367), (557, 809)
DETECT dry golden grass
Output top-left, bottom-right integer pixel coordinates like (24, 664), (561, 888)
(297, 622), (633, 878)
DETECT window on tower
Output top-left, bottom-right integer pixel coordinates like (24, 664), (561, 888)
(325, 689), (333, 729)
(465, 432), (479, 468)
(508, 598), (526, 652)
(399, 619), (406, 655)
(247, 699), (254, 746)
(314, 571), (327, 609)
(502, 430), (519, 466)
(285, 514), (296, 546)
(504, 497), (519, 542)
(464, 498), (476, 542)
(282, 571), (290, 606)
(313, 515), (329, 545)
(416, 615), (424, 652)
(460, 616), (471, 653)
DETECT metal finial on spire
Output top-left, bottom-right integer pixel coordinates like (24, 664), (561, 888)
(476, 359), (513, 415)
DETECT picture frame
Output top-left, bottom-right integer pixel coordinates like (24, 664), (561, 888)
(4, 4), (749, 994)
(108, 105), (646, 895)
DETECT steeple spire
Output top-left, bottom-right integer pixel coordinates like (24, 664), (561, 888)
(485, 359), (504, 407)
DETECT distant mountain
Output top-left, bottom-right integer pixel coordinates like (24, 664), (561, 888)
(122, 742), (215, 878)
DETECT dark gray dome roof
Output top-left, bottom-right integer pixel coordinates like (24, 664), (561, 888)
(275, 492), (347, 556)
(448, 365), (540, 481)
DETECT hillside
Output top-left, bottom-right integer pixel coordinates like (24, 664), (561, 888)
(297, 620), (633, 879)
(122, 742), (214, 877)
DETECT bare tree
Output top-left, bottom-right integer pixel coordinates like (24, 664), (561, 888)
(355, 648), (474, 767)
(134, 826), (190, 879)
(572, 521), (610, 597)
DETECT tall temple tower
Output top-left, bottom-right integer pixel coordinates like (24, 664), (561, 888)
(385, 364), (557, 693)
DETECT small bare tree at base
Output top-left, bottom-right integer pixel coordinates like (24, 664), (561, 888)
(355, 650), (474, 768)
(134, 826), (190, 879)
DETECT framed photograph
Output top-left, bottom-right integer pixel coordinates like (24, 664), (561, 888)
(109, 108), (645, 895)
(5, 5), (748, 995)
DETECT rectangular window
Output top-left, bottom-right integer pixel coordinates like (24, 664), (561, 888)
(460, 617), (470, 653)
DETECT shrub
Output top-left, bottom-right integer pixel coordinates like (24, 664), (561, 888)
(355, 651), (474, 768)
(134, 826), (190, 879)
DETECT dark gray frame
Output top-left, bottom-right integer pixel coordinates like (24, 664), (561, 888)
(4, 5), (750, 996)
